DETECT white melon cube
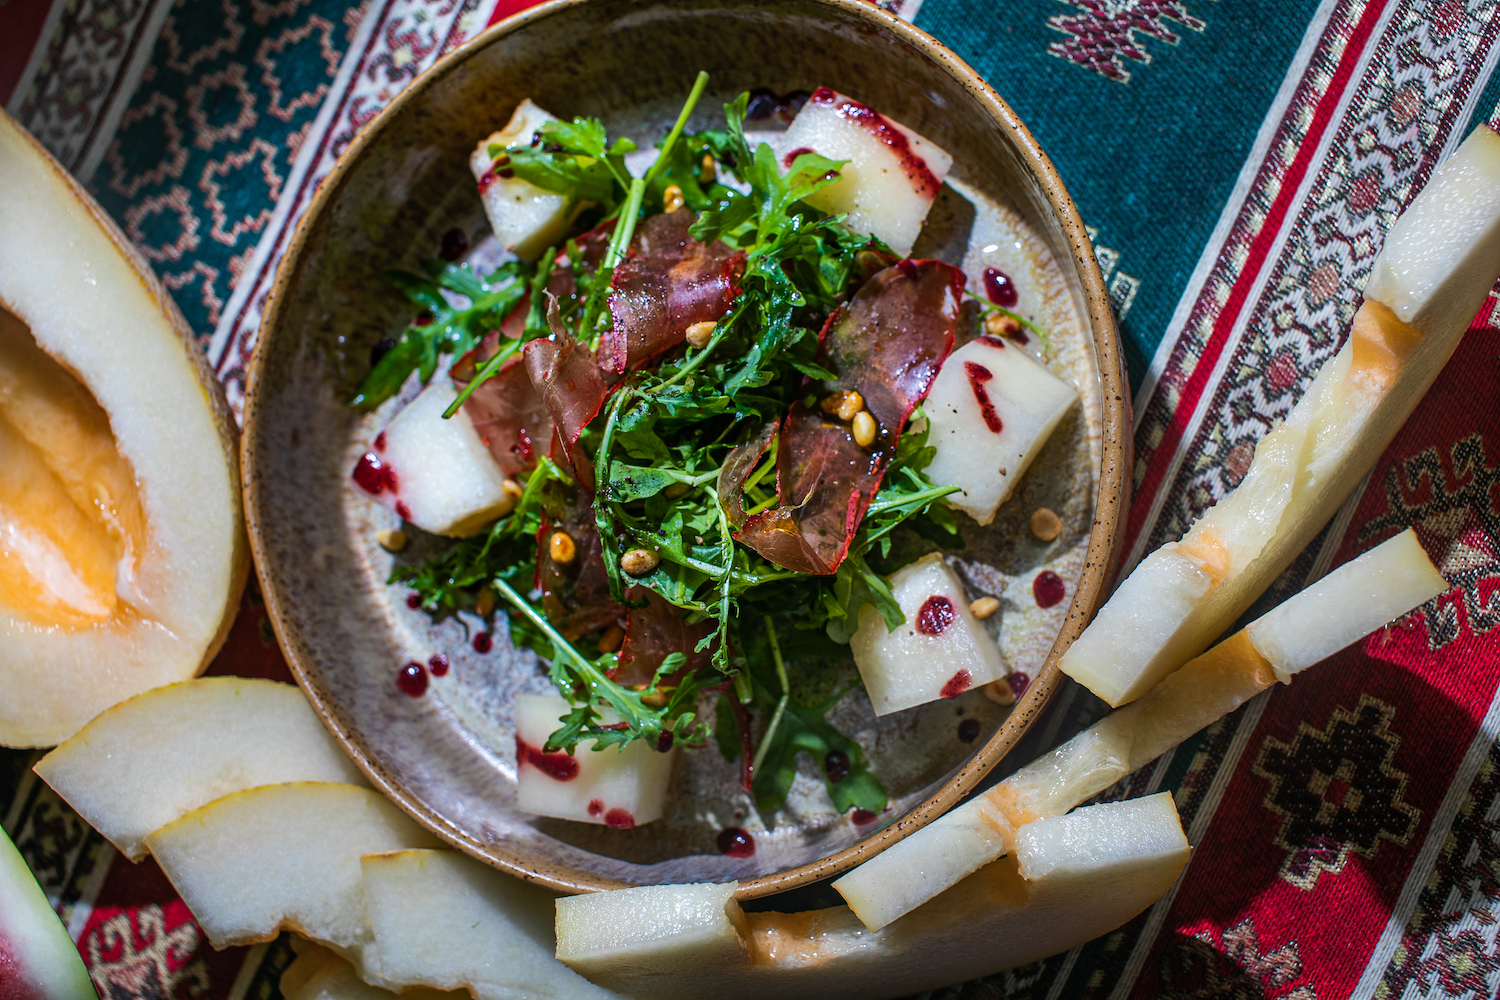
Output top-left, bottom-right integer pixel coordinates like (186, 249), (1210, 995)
(850, 553), (1005, 715)
(555, 881), (747, 995)
(1365, 124), (1500, 339)
(354, 381), (514, 538)
(515, 693), (677, 829)
(923, 335), (1078, 525)
(779, 88), (953, 256)
(471, 99), (572, 261)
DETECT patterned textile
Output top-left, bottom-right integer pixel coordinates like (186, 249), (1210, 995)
(1, 0), (1499, 995)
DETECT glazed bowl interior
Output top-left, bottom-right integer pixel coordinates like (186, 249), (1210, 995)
(244, 0), (1127, 898)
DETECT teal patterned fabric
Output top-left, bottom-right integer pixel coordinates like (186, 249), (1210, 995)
(89, 0), (360, 343)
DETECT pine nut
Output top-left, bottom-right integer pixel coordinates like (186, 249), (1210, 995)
(851, 410), (877, 448)
(549, 530), (577, 565)
(969, 596), (1000, 619)
(663, 184), (686, 213)
(700, 153), (717, 184)
(376, 529), (407, 553)
(476, 587), (496, 619)
(984, 312), (1022, 338)
(819, 389), (865, 423)
(1030, 507), (1062, 541)
(686, 320), (716, 348)
(496, 478), (523, 515)
(598, 624), (625, 653)
(502, 478), (524, 501)
(641, 688), (671, 708)
(620, 548), (661, 576)
(984, 678), (1016, 705)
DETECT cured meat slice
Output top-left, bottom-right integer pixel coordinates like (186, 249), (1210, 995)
(716, 420), (779, 529)
(600, 209), (745, 374)
(524, 319), (610, 493)
(450, 334), (551, 476)
(612, 588), (715, 689)
(737, 260), (962, 574)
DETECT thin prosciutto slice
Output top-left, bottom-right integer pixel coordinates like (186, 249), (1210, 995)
(612, 588), (715, 689)
(451, 335), (551, 476)
(524, 309), (610, 492)
(600, 209), (745, 374)
(736, 260), (963, 574)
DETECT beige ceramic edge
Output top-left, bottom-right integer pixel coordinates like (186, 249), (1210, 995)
(243, 0), (1128, 899)
(0, 109), (250, 673)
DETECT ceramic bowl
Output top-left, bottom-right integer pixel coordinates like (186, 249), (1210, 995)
(243, 0), (1129, 899)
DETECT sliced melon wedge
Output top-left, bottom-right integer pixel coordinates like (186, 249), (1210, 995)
(554, 793), (1187, 1000)
(358, 848), (617, 999)
(34, 677), (367, 861)
(834, 528), (1445, 929)
(0, 824), (98, 1000)
(0, 110), (246, 748)
(144, 782), (438, 962)
(282, 940), (460, 1000)
(1061, 124), (1500, 708)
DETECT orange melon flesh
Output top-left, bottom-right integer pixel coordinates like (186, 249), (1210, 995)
(835, 528), (1446, 930)
(0, 306), (145, 626)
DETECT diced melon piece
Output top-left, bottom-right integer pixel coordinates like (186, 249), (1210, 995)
(144, 782), (438, 961)
(514, 693), (677, 828)
(556, 882), (747, 996)
(850, 553), (1005, 714)
(34, 677), (366, 861)
(471, 99), (571, 262)
(359, 849), (617, 999)
(552, 795), (1188, 1000)
(1063, 125), (1500, 708)
(1365, 123), (1500, 339)
(282, 940), (459, 1000)
(923, 335), (1078, 524)
(835, 528), (1445, 928)
(0, 824), (98, 1000)
(353, 381), (515, 537)
(778, 88), (953, 256)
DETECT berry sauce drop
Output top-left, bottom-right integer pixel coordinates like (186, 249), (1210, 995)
(406, 592), (422, 609)
(916, 595), (956, 636)
(1009, 672), (1032, 698)
(940, 669), (973, 699)
(473, 631), (493, 653)
(604, 808), (635, 830)
(439, 227), (469, 261)
(824, 750), (851, 783)
(396, 662), (427, 697)
(983, 267), (1018, 308)
(851, 809), (879, 826)
(717, 827), (756, 857)
(958, 717), (982, 742)
(427, 654), (450, 677)
(1033, 571), (1066, 609)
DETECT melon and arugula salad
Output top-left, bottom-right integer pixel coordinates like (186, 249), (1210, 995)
(350, 75), (1078, 831)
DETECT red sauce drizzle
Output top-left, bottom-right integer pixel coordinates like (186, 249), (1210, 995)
(782, 146), (816, 167)
(1033, 571), (1066, 608)
(851, 808), (879, 826)
(1009, 672), (1032, 698)
(478, 171), (498, 192)
(373, 431), (387, 451)
(604, 808), (635, 829)
(982, 267), (1019, 308)
(808, 87), (941, 197)
(395, 500), (412, 521)
(396, 662), (427, 697)
(473, 631), (493, 653)
(516, 737), (580, 781)
(353, 452), (398, 495)
(406, 592), (422, 609)
(587, 799), (604, 817)
(958, 717), (982, 742)
(940, 669), (972, 699)
(717, 827), (756, 857)
(964, 362), (1004, 434)
(916, 595), (956, 636)
(427, 654), (450, 677)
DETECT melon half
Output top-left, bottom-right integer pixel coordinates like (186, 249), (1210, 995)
(0, 110), (246, 747)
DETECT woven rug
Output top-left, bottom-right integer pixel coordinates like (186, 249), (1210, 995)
(3, 0), (1499, 996)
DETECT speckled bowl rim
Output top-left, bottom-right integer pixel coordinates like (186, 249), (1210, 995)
(243, 0), (1131, 900)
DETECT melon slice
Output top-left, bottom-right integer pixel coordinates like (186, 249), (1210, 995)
(359, 849), (617, 999)
(554, 793), (1187, 1000)
(834, 528), (1445, 929)
(282, 940), (460, 1000)
(471, 99), (572, 262)
(35, 677), (366, 861)
(144, 782), (438, 962)
(1061, 124), (1500, 708)
(0, 110), (246, 748)
(352, 380), (516, 537)
(922, 334), (1078, 524)
(778, 88), (953, 257)
(515, 693), (677, 828)
(849, 553), (1006, 714)
(0, 824), (98, 1000)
